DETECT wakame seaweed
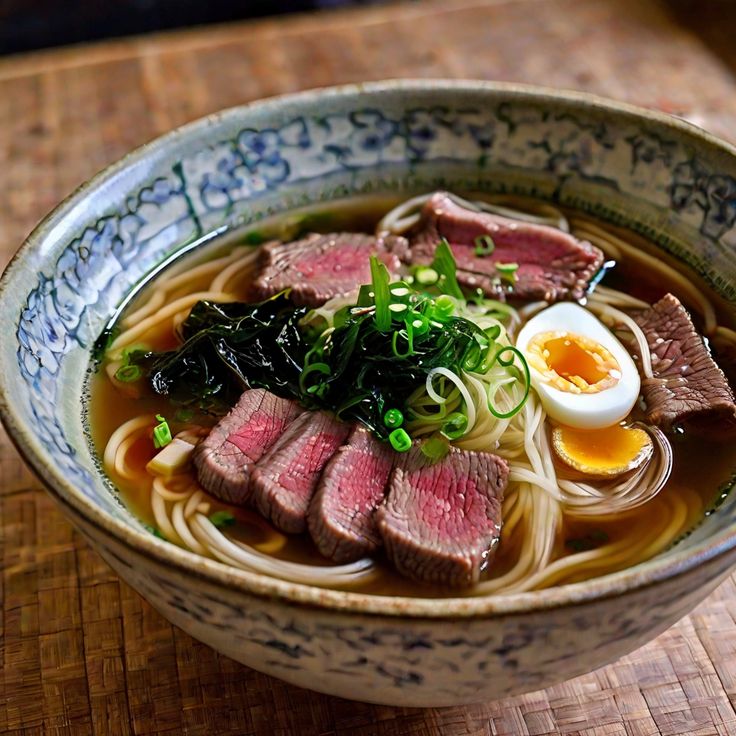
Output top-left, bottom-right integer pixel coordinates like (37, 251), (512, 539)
(128, 291), (492, 437)
(127, 293), (310, 413)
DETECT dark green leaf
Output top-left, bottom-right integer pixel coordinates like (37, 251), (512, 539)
(432, 239), (464, 299)
(370, 256), (392, 331)
(128, 292), (310, 413)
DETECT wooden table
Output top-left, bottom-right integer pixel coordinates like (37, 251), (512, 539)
(2, 1), (736, 733)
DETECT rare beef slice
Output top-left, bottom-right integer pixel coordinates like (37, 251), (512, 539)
(251, 232), (409, 307)
(250, 411), (351, 533)
(376, 447), (509, 587)
(633, 293), (736, 431)
(308, 426), (394, 563)
(193, 389), (303, 504)
(407, 191), (604, 301)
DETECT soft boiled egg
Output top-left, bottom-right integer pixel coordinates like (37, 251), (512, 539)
(516, 302), (640, 429)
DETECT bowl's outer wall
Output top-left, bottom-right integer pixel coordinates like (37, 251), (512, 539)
(60, 490), (736, 706)
(2, 81), (736, 705)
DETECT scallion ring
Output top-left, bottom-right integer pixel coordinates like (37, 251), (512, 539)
(441, 412), (469, 440)
(298, 362), (332, 395)
(115, 364), (142, 383)
(474, 234), (496, 256)
(486, 346), (531, 419)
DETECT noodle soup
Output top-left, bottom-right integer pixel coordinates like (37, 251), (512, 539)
(88, 193), (736, 598)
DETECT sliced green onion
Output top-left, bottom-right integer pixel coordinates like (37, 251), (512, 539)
(461, 344), (483, 372)
(409, 310), (431, 335)
(487, 346), (531, 419)
(370, 255), (392, 331)
(474, 234), (496, 256)
(299, 362), (331, 394)
(389, 303), (408, 314)
(210, 510), (236, 528)
(462, 330), (492, 372)
(153, 414), (173, 449)
(474, 326), (502, 373)
(434, 294), (456, 320)
(389, 428), (412, 452)
(121, 343), (149, 359)
(441, 412), (469, 440)
(115, 364), (142, 383)
(389, 284), (411, 297)
(391, 321), (415, 358)
(485, 324), (502, 341)
(356, 284), (375, 307)
(496, 262), (519, 285)
(421, 435), (450, 461)
(303, 331), (331, 367)
(432, 239), (464, 299)
(383, 408), (404, 429)
(414, 267), (439, 285)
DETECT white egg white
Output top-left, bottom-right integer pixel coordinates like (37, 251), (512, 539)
(515, 302), (641, 429)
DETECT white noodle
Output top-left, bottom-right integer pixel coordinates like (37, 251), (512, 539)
(426, 367), (477, 433)
(190, 515), (377, 587)
(151, 492), (179, 543)
(375, 193), (433, 234)
(587, 301), (654, 379)
(103, 414), (155, 472)
(172, 500), (207, 554)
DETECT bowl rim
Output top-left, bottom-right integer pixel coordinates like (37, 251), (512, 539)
(2, 78), (736, 620)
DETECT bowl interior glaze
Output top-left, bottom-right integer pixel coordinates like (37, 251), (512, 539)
(1, 80), (735, 620)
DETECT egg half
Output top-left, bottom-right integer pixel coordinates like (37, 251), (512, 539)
(516, 303), (640, 429)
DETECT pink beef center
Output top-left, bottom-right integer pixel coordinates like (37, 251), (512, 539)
(408, 467), (491, 543)
(290, 248), (370, 280)
(226, 411), (290, 461)
(289, 247), (397, 281)
(277, 433), (347, 493)
(336, 453), (393, 511)
(445, 234), (578, 270)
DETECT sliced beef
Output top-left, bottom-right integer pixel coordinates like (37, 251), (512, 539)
(193, 389), (302, 504)
(250, 411), (351, 533)
(376, 447), (508, 587)
(251, 232), (409, 307)
(307, 426), (394, 563)
(407, 191), (604, 301)
(632, 293), (736, 432)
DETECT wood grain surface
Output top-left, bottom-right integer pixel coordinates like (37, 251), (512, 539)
(2, 0), (736, 733)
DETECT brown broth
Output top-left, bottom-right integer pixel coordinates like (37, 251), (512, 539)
(86, 195), (736, 597)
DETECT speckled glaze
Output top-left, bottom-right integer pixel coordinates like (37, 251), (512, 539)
(1, 81), (735, 706)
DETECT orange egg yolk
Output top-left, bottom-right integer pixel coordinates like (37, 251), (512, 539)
(552, 424), (653, 477)
(526, 331), (621, 394)
(544, 337), (609, 385)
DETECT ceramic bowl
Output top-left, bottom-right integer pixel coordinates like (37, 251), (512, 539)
(2, 81), (735, 707)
